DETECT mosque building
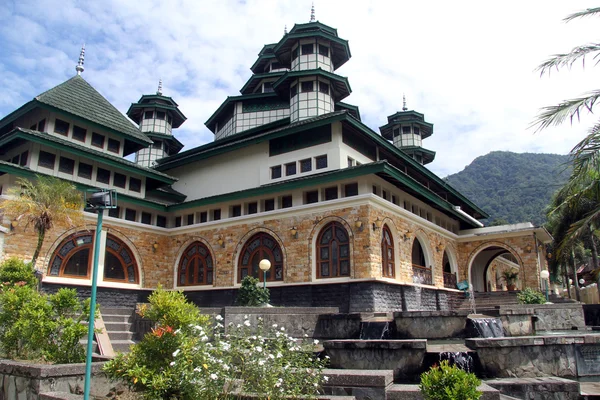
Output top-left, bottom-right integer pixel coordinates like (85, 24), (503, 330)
(0, 10), (550, 311)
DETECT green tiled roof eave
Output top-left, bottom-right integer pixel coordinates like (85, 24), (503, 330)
(0, 101), (37, 132)
(1, 128), (177, 184)
(378, 163), (482, 228)
(240, 71), (286, 94)
(273, 31), (351, 69)
(160, 112), (346, 170)
(34, 75), (152, 145)
(272, 69), (351, 100)
(205, 92), (283, 132)
(168, 161), (386, 211)
(250, 53), (277, 73)
(145, 132), (184, 153)
(0, 160), (169, 211)
(343, 117), (488, 219)
(289, 21), (339, 36)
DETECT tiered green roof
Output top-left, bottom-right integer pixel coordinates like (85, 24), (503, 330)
(0, 75), (153, 155)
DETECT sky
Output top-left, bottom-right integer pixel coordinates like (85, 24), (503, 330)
(1, 0), (599, 177)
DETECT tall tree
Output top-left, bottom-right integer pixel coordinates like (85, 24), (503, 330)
(535, 7), (600, 286)
(1, 176), (84, 268)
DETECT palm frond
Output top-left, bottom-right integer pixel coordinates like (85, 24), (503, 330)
(564, 7), (600, 22)
(531, 90), (600, 132)
(537, 44), (600, 76)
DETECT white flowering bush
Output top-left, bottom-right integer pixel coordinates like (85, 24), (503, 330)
(104, 288), (328, 400)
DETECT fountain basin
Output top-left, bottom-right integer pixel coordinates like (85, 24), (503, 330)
(466, 333), (600, 378)
(393, 310), (470, 339)
(323, 339), (427, 381)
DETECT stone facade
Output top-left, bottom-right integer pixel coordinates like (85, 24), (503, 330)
(1, 197), (550, 312)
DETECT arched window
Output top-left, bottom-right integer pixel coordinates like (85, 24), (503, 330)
(381, 225), (395, 278)
(442, 250), (456, 288)
(49, 232), (93, 278)
(317, 222), (350, 278)
(48, 232), (138, 284)
(238, 232), (283, 282)
(104, 235), (138, 283)
(178, 242), (213, 286)
(411, 238), (432, 285)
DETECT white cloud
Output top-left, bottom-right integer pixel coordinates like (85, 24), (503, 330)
(0, 0), (598, 176)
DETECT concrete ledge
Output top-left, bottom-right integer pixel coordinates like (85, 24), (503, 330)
(386, 383), (500, 400)
(485, 377), (579, 400)
(322, 369), (393, 388)
(324, 339), (426, 350)
(39, 392), (83, 400)
(0, 360), (105, 378)
(466, 333), (600, 349)
(394, 310), (470, 318)
(223, 307), (339, 315)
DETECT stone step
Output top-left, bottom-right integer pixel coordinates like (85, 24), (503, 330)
(101, 314), (134, 323)
(107, 331), (135, 341)
(103, 322), (132, 332)
(386, 383), (500, 400)
(99, 307), (135, 316)
(111, 340), (136, 353)
(485, 377), (580, 400)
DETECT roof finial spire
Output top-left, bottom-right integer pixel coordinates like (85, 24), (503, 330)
(402, 94), (408, 111)
(284, 24), (288, 35)
(157, 79), (163, 96)
(310, 2), (315, 22)
(75, 44), (85, 75)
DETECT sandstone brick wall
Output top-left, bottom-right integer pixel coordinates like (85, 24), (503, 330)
(1, 202), (546, 293)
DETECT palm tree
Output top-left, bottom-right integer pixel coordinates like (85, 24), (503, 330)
(1, 176), (84, 268)
(535, 7), (600, 287)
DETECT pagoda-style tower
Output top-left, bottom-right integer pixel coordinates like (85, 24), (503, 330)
(128, 81), (186, 167)
(272, 20), (351, 122)
(205, 11), (353, 140)
(379, 101), (436, 165)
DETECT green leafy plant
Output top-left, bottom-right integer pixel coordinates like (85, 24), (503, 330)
(501, 269), (519, 284)
(104, 288), (327, 399)
(0, 285), (91, 363)
(517, 287), (547, 304)
(236, 276), (270, 306)
(0, 257), (38, 287)
(420, 360), (482, 400)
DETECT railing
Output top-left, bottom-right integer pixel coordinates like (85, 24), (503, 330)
(443, 271), (457, 289)
(412, 264), (432, 285)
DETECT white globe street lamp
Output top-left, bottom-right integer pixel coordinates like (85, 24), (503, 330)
(259, 259), (272, 290)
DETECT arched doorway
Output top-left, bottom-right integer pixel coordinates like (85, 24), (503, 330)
(442, 250), (457, 289)
(469, 245), (522, 292)
(238, 232), (283, 282)
(411, 237), (432, 285)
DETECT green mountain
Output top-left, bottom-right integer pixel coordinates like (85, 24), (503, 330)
(445, 151), (571, 226)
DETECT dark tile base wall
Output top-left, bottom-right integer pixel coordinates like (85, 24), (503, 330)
(583, 304), (600, 326)
(42, 281), (464, 313)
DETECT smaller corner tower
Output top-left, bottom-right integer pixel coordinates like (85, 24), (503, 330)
(379, 97), (436, 165)
(128, 80), (187, 168)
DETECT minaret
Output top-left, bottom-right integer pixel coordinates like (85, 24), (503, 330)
(379, 101), (436, 165)
(75, 45), (85, 75)
(310, 3), (315, 22)
(127, 81), (187, 168)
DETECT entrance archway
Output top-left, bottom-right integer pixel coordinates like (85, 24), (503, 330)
(468, 243), (523, 292)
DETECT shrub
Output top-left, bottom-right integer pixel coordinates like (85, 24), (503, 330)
(104, 288), (327, 399)
(517, 287), (546, 304)
(420, 360), (482, 400)
(0, 257), (38, 287)
(236, 276), (270, 306)
(0, 285), (91, 363)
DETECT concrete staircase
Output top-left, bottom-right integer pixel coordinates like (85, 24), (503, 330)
(99, 306), (137, 353)
(453, 291), (520, 312)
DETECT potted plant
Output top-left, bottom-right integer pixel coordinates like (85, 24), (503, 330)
(502, 269), (519, 291)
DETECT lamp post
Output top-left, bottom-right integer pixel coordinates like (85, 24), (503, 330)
(259, 259), (271, 289)
(83, 190), (116, 400)
(540, 270), (550, 302)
